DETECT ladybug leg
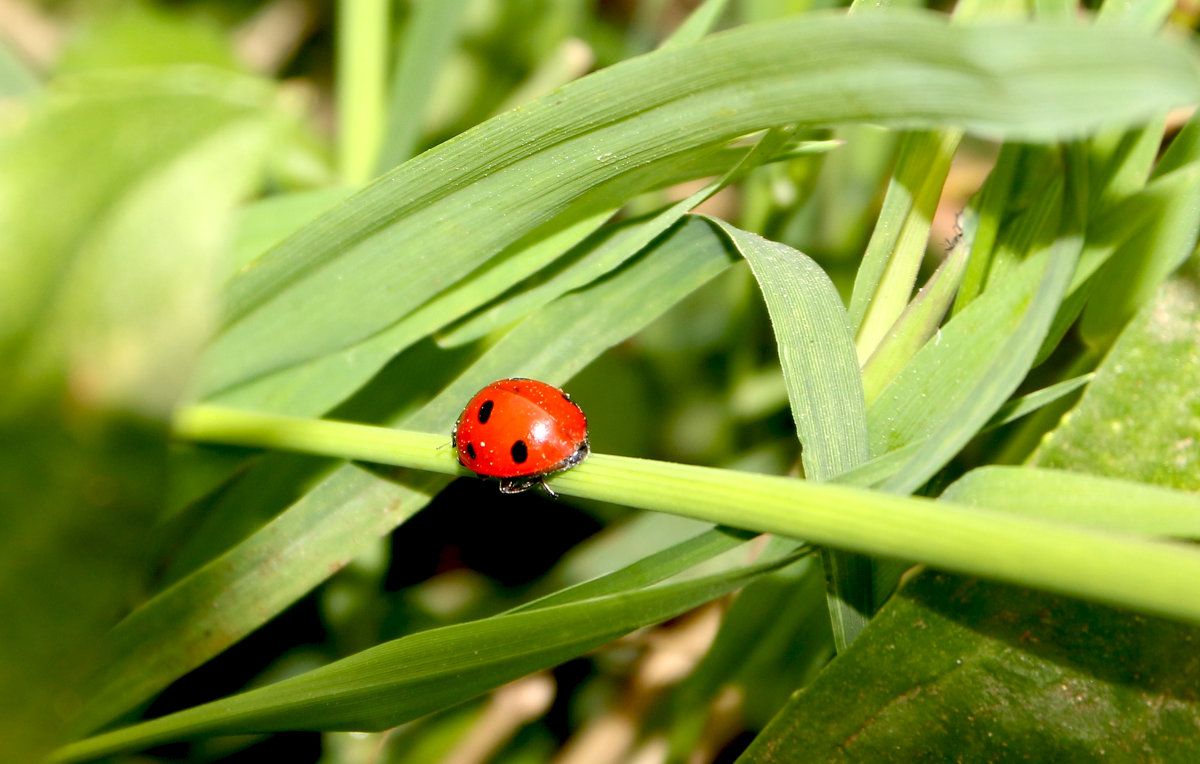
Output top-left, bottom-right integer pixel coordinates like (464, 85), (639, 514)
(498, 477), (559, 498)
(498, 476), (541, 495)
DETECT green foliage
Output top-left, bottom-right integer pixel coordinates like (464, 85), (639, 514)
(4, 1), (1200, 762)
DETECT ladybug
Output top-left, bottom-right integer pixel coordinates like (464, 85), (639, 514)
(453, 378), (589, 496)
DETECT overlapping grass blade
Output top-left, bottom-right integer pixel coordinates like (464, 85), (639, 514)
(199, 11), (1200, 399)
(53, 546), (806, 763)
(710, 218), (872, 647)
(72, 217), (738, 734)
(877, 152), (1083, 494)
(943, 467), (1200, 537)
(376, 0), (470, 171)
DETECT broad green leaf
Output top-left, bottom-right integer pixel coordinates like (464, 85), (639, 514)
(72, 216), (739, 733)
(944, 466), (1200, 538)
(741, 253), (1200, 763)
(711, 218), (872, 648)
(1033, 255), (1200, 489)
(199, 11), (1200, 398)
(0, 70), (272, 762)
(737, 571), (1200, 763)
(54, 546), (807, 763)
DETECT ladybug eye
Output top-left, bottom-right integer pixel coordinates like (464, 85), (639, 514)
(477, 400), (494, 424)
(465, 442), (476, 459)
(510, 440), (528, 464)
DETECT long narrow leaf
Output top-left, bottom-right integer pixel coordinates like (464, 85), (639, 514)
(200, 11), (1200, 397)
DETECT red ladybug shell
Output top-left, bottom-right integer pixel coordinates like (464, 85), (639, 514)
(453, 378), (589, 494)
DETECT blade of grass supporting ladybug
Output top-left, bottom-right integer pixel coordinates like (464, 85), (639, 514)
(437, 128), (793, 348)
(851, 129), (962, 360)
(52, 546), (807, 764)
(942, 467), (1200, 539)
(200, 12), (1200, 398)
(877, 149), (1085, 495)
(167, 408), (1200, 628)
(376, 0), (470, 172)
(335, 0), (388, 184)
(861, 213), (973, 404)
(708, 218), (872, 649)
(72, 216), (739, 735)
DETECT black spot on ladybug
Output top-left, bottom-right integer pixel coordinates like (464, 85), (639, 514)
(478, 400), (494, 424)
(511, 440), (528, 464)
(466, 442), (476, 460)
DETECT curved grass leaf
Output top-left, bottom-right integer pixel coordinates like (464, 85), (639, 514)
(199, 10), (1200, 398)
(866, 149), (1082, 493)
(53, 546), (806, 763)
(72, 216), (738, 734)
(709, 218), (872, 647)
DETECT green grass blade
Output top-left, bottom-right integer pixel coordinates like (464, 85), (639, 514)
(944, 466), (1200, 538)
(53, 548), (806, 763)
(376, 0), (470, 171)
(335, 0), (389, 184)
(170, 406), (1200, 629)
(1080, 114), (1200, 347)
(865, 149), (1074, 461)
(201, 11), (1200, 398)
(836, 374), (1095, 489)
(710, 218), (872, 648)
(211, 207), (615, 414)
(861, 215), (972, 404)
(72, 216), (738, 733)
(511, 526), (769, 613)
(851, 129), (962, 356)
(660, 0), (731, 48)
(877, 152), (1083, 494)
(439, 128), (795, 348)
(951, 143), (1020, 315)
